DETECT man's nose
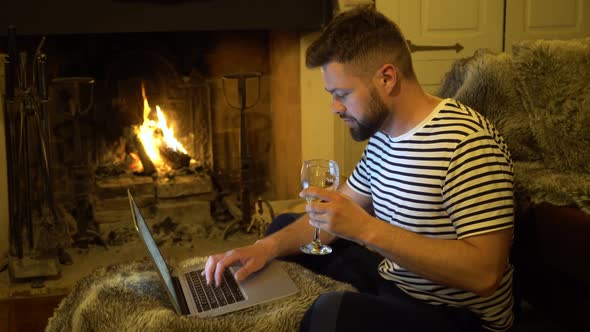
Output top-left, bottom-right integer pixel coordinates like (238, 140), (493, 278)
(331, 100), (346, 115)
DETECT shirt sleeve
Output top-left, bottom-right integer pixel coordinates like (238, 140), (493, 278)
(346, 148), (372, 197)
(442, 131), (515, 239)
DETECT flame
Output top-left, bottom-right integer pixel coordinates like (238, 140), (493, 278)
(134, 85), (188, 171)
(128, 152), (143, 173)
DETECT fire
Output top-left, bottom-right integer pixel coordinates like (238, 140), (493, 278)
(128, 152), (143, 173)
(134, 86), (189, 172)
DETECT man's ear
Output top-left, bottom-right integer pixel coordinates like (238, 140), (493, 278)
(375, 64), (397, 93)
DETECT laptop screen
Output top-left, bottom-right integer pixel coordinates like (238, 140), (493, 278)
(128, 190), (182, 314)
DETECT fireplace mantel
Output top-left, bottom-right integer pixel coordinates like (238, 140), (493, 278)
(1, 0), (332, 35)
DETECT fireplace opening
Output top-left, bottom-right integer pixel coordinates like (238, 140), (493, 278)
(3, 29), (279, 269)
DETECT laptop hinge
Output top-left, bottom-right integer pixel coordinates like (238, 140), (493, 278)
(172, 275), (191, 315)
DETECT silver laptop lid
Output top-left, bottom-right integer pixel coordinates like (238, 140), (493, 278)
(128, 189), (182, 314)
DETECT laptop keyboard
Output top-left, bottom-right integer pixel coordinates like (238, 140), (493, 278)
(185, 268), (246, 313)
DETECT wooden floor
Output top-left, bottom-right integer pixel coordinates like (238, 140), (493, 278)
(0, 293), (66, 332)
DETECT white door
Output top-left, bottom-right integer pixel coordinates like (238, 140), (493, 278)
(505, 0), (590, 50)
(378, 0), (504, 94)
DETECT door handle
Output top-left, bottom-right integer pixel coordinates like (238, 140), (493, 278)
(407, 40), (464, 53)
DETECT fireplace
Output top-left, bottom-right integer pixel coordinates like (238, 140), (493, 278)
(49, 32), (220, 228)
(4, 31), (267, 242)
(0, 0), (331, 278)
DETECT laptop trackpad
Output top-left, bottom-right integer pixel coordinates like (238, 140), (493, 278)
(238, 261), (298, 304)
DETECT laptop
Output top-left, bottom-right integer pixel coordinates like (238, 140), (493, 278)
(127, 189), (299, 317)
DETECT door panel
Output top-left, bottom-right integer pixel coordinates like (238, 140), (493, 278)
(377, 0), (504, 93)
(505, 0), (590, 50)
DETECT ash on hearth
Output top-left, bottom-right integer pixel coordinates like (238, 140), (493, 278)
(104, 217), (213, 248)
(151, 217), (209, 246)
(106, 225), (137, 246)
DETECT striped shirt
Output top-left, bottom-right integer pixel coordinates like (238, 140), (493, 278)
(347, 98), (515, 331)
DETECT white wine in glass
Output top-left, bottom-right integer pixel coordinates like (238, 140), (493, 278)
(300, 159), (339, 255)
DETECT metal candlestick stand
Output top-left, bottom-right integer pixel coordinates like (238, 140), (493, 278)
(218, 72), (274, 238)
(50, 76), (103, 248)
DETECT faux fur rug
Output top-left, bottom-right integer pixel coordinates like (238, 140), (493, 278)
(45, 258), (356, 332)
(438, 38), (590, 214)
(512, 38), (590, 173)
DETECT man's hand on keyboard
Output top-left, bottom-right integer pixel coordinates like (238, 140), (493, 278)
(202, 240), (276, 287)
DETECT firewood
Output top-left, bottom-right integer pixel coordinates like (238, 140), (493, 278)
(159, 145), (191, 169)
(132, 135), (156, 175)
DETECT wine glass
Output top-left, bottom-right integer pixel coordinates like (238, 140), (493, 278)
(300, 159), (340, 255)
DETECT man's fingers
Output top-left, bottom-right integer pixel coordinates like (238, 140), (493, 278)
(308, 217), (326, 228)
(306, 201), (332, 223)
(202, 252), (235, 287)
(214, 261), (224, 287)
(305, 200), (330, 215)
(214, 252), (238, 287)
(299, 187), (336, 201)
(201, 243), (271, 286)
(234, 259), (265, 282)
(203, 255), (220, 285)
(234, 264), (251, 282)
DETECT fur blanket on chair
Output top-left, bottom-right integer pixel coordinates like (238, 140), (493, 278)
(45, 258), (356, 332)
(438, 37), (590, 214)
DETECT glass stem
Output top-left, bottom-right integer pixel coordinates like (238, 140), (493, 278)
(313, 227), (321, 243)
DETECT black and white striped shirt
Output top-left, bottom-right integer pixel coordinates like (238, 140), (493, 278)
(347, 99), (515, 331)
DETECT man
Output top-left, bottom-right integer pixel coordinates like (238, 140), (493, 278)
(204, 6), (515, 332)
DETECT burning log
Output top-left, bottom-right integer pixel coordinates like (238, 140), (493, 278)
(131, 86), (192, 172)
(132, 134), (156, 175)
(160, 145), (191, 169)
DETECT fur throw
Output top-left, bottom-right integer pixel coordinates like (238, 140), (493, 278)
(45, 258), (356, 332)
(438, 38), (590, 214)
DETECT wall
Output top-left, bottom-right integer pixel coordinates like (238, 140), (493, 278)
(298, 36), (366, 178)
(0, 55), (8, 261)
(270, 32), (302, 199)
(299, 32), (340, 167)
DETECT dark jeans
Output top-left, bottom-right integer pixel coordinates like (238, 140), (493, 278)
(266, 213), (485, 332)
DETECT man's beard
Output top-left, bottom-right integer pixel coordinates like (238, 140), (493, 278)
(346, 86), (389, 141)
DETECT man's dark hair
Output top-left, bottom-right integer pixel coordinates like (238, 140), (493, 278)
(306, 6), (416, 80)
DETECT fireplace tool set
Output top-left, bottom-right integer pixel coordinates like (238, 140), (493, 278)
(3, 27), (66, 283)
(217, 72), (274, 238)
